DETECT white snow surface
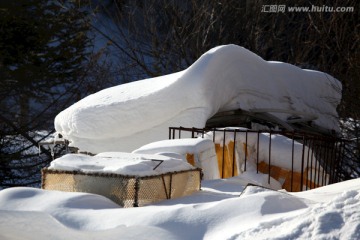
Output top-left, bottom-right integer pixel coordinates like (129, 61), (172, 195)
(55, 44), (341, 153)
(132, 138), (220, 179)
(133, 138), (215, 156)
(1, 178), (359, 240)
(48, 152), (195, 176)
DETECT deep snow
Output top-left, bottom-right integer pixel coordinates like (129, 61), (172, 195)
(54, 44), (341, 153)
(0, 178), (359, 240)
(1, 44), (350, 239)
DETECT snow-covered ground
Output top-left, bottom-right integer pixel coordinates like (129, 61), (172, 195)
(0, 178), (359, 240)
(55, 44), (341, 153)
(1, 44), (352, 239)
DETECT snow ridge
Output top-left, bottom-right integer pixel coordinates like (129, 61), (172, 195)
(55, 44), (341, 153)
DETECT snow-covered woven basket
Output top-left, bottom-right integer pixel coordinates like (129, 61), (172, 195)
(41, 153), (202, 207)
(133, 138), (220, 180)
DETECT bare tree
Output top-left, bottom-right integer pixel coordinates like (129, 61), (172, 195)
(86, 0), (359, 178)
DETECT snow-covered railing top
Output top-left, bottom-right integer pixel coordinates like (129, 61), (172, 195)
(54, 44), (342, 153)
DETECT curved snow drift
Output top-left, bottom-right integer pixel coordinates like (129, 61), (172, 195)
(55, 45), (341, 153)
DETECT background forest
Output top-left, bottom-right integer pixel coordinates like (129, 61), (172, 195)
(0, 0), (359, 188)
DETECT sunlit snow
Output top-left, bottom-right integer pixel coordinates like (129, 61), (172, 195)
(54, 44), (341, 153)
(48, 152), (195, 176)
(0, 179), (359, 240)
(1, 44), (354, 240)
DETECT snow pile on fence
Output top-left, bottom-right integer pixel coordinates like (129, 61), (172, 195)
(55, 44), (341, 153)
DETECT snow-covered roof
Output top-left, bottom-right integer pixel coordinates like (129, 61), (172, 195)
(55, 44), (342, 153)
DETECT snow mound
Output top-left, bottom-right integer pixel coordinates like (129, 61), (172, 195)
(1, 179), (359, 240)
(55, 44), (341, 153)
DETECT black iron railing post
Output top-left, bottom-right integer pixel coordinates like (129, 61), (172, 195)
(256, 132), (260, 174)
(300, 136), (306, 191)
(222, 129), (226, 178)
(309, 138), (315, 189)
(232, 129), (237, 176)
(167, 126), (347, 191)
(305, 137), (311, 190)
(291, 132), (295, 192)
(268, 131), (272, 184)
(172, 128), (176, 139)
(244, 131), (248, 172)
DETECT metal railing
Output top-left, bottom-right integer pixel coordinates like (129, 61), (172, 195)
(169, 127), (347, 191)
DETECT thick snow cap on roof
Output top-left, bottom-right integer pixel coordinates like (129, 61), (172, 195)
(55, 44), (342, 153)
